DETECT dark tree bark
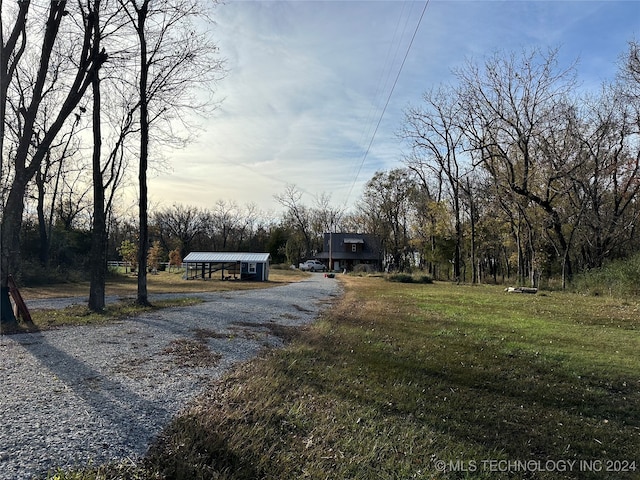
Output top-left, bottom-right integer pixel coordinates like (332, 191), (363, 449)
(135, 0), (151, 306)
(1, 1), (106, 324)
(118, 0), (224, 306)
(88, 0), (106, 311)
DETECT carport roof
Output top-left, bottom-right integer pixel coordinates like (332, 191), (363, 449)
(183, 252), (270, 263)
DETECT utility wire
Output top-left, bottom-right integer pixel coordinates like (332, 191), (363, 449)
(356, 1), (411, 156)
(344, 0), (430, 206)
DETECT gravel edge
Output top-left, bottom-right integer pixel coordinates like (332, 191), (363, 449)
(0, 275), (341, 480)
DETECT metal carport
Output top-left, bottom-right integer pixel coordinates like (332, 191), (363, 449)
(182, 252), (270, 281)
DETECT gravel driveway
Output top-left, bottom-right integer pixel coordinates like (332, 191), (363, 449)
(0, 274), (341, 480)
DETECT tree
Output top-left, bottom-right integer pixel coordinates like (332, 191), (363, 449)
(1, 0), (107, 325)
(168, 248), (182, 271)
(235, 202), (260, 251)
(620, 40), (640, 98)
(265, 225), (289, 265)
(402, 85), (469, 281)
(119, 0), (224, 306)
(87, 0), (140, 311)
(311, 192), (345, 234)
(209, 200), (241, 250)
(457, 48), (578, 286)
(359, 169), (417, 272)
(147, 240), (163, 272)
(87, 0), (107, 310)
(32, 120), (82, 267)
(153, 204), (205, 258)
(275, 184), (314, 260)
(118, 239), (138, 272)
(564, 54), (640, 270)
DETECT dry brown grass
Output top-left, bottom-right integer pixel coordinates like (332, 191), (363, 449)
(163, 338), (223, 368)
(46, 275), (640, 479)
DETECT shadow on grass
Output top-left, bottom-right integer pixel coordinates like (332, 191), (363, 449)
(284, 313), (639, 477)
(0, 319), (40, 335)
(97, 279), (636, 480)
(148, 412), (263, 480)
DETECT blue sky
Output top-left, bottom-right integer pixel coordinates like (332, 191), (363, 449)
(149, 0), (640, 216)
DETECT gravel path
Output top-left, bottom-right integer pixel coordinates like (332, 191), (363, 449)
(0, 274), (341, 480)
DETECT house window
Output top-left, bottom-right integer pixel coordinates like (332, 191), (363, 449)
(249, 263), (257, 273)
(351, 244), (357, 253)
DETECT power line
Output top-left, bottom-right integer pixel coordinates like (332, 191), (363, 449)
(356, 1), (412, 156)
(344, 0), (430, 206)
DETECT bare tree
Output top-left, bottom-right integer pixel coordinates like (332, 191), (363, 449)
(358, 169), (417, 272)
(32, 118), (82, 266)
(209, 200), (241, 250)
(1, 0), (106, 325)
(119, 0), (224, 306)
(456, 48), (578, 286)
(402, 85), (469, 281)
(87, 0), (138, 311)
(235, 202), (259, 251)
(620, 40), (640, 98)
(569, 86), (640, 269)
(275, 184), (314, 261)
(312, 192), (345, 234)
(153, 203), (205, 258)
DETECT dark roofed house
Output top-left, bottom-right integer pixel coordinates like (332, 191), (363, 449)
(316, 233), (381, 272)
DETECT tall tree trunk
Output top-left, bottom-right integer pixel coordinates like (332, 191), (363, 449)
(453, 202), (462, 282)
(35, 168), (50, 266)
(136, 0), (150, 306)
(0, 179), (28, 327)
(1, 0), (106, 324)
(88, 49), (106, 311)
(468, 180), (477, 284)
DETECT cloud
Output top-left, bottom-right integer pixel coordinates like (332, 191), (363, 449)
(149, 0), (640, 216)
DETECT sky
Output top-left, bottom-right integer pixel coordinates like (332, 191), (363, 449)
(147, 0), (640, 217)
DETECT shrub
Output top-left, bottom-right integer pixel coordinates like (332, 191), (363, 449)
(353, 264), (373, 274)
(572, 253), (640, 297)
(271, 263), (294, 270)
(387, 273), (414, 283)
(386, 273), (434, 284)
(19, 261), (88, 286)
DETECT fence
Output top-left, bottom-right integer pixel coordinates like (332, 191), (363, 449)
(107, 261), (184, 270)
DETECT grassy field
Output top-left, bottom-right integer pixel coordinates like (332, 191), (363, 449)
(51, 275), (639, 479)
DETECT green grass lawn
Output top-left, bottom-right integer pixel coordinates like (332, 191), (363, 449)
(51, 277), (639, 479)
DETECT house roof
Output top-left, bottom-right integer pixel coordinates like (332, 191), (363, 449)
(183, 252), (270, 263)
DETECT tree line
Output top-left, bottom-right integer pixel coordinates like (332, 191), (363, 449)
(275, 43), (640, 288)
(1, 0), (638, 326)
(386, 44), (640, 288)
(16, 191), (347, 274)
